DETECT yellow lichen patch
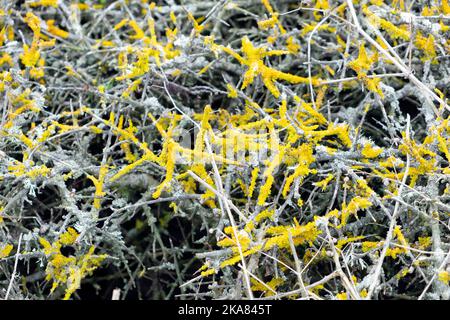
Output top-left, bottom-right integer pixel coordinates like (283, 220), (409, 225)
(314, 173), (334, 190)
(30, 0), (59, 7)
(348, 44), (378, 76)
(286, 36), (300, 54)
(313, 0), (330, 20)
(443, 0), (450, 14)
(282, 144), (316, 198)
(200, 268), (216, 277)
(129, 20), (145, 40)
(259, 0), (285, 34)
(398, 132), (437, 186)
(336, 236), (365, 250)
(417, 236), (432, 250)
(39, 228), (107, 300)
(152, 139), (177, 199)
(361, 142), (383, 158)
(86, 165), (109, 210)
(254, 208), (275, 223)
(46, 20), (69, 39)
(222, 37), (319, 98)
(219, 245), (261, 268)
(0, 53), (13, 67)
(3, 1), (449, 300)
(438, 271), (450, 285)
(395, 267), (411, 280)
(300, 23), (336, 37)
(0, 244), (13, 258)
(363, 6), (410, 41)
(263, 220), (321, 250)
(226, 83), (238, 98)
(363, 77), (384, 98)
(251, 277), (284, 297)
(20, 42), (40, 68)
(337, 196), (372, 228)
(187, 12), (205, 35)
(218, 228), (251, 253)
(336, 292), (347, 300)
(113, 19), (129, 31)
(59, 227), (79, 246)
(415, 33), (437, 62)
(361, 226), (409, 259)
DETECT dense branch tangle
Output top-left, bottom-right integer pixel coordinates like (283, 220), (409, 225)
(0, 0), (450, 300)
